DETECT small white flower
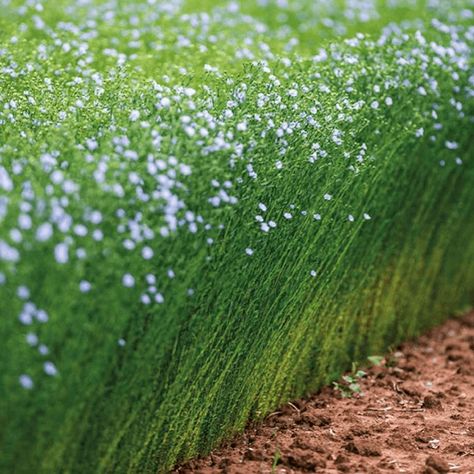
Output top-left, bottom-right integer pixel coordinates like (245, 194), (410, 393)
(323, 194), (332, 201)
(141, 293), (151, 305)
(10, 229), (22, 244)
(370, 100), (379, 109)
(43, 361), (58, 376)
(258, 203), (267, 212)
(26, 332), (38, 346)
(50, 170), (64, 185)
(142, 246), (154, 260)
(283, 212), (292, 219)
(180, 164), (192, 176)
(122, 273), (135, 288)
(313, 213), (321, 221)
(79, 280), (91, 293)
(0, 240), (20, 262)
(0, 166), (13, 192)
(76, 248), (87, 259)
(310, 270), (317, 277)
(417, 86), (427, 96)
(155, 293), (164, 303)
(36, 309), (49, 323)
(160, 97), (171, 108)
(92, 229), (103, 241)
(146, 274), (156, 285)
(118, 338), (126, 347)
(129, 110), (140, 121)
(363, 213), (371, 220)
(245, 247), (254, 256)
(86, 139), (98, 151)
(38, 344), (49, 355)
(54, 243), (69, 264)
(385, 97), (393, 106)
(19, 310), (33, 325)
(348, 214), (355, 222)
(123, 239), (135, 250)
(19, 374), (34, 389)
(74, 224), (87, 237)
(17, 286), (30, 300)
(18, 214), (32, 230)
(36, 222), (53, 242)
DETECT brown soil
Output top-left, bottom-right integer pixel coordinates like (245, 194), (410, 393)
(174, 312), (474, 474)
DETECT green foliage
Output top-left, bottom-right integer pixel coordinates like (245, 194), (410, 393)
(333, 370), (366, 398)
(272, 448), (281, 472)
(0, 1), (473, 473)
(367, 355), (384, 366)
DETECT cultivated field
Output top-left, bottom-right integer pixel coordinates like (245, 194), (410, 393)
(0, 1), (473, 472)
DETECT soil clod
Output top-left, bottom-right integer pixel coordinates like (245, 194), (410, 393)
(424, 454), (450, 473)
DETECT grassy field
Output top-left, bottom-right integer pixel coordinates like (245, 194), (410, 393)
(1, 0), (473, 472)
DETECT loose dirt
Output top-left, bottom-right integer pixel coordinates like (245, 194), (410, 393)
(174, 312), (474, 473)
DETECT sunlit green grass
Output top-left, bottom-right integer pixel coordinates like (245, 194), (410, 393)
(0, 0), (473, 472)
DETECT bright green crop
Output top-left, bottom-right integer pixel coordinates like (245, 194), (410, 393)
(0, 0), (473, 472)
